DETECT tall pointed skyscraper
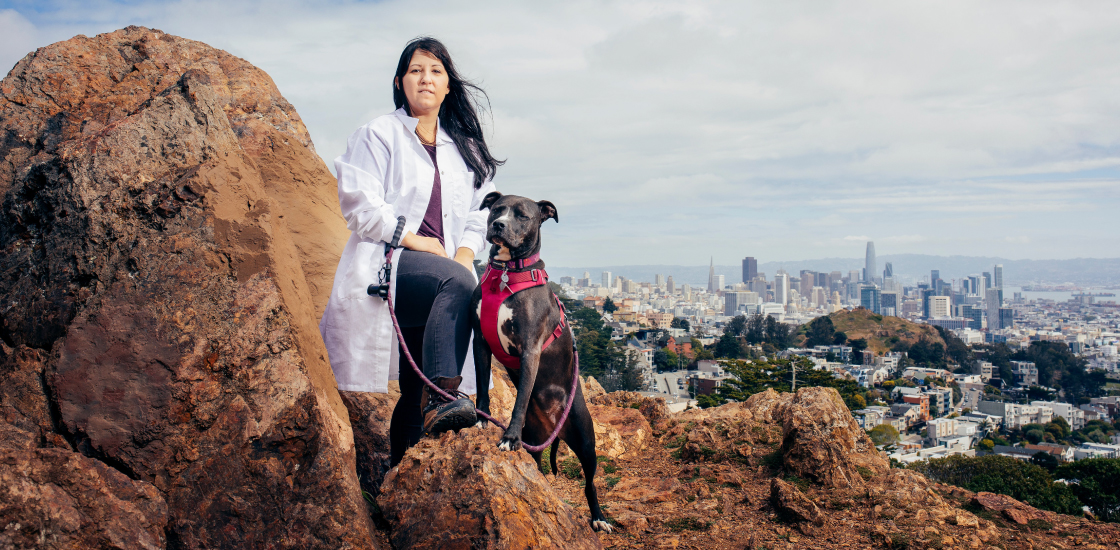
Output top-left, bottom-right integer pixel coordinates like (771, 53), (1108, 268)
(864, 241), (876, 284)
(708, 257), (716, 292)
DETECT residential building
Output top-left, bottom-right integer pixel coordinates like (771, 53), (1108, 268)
(929, 295), (951, 318)
(978, 401), (1054, 430)
(1030, 401), (1086, 430)
(1010, 361), (1039, 386)
(1074, 443), (1120, 460)
(902, 394), (930, 421)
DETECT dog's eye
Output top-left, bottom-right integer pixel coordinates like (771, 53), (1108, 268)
(516, 214), (530, 221)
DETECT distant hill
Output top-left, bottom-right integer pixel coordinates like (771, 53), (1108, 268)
(797, 308), (945, 355)
(550, 255), (1120, 287)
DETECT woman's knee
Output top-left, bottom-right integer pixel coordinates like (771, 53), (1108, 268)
(443, 266), (476, 298)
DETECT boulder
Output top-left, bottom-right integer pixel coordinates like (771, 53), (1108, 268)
(0, 346), (69, 450)
(0, 447), (167, 549)
(377, 427), (603, 550)
(587, 404), (652, 459)
(770, 478), (823, 533)
(608, 477), (680, 504)
(581, 376), (607, 401)
(589, 391), (670, 426)
(773, 387), (888, 488)
(0, 27), (373, 548)
(658, 402), (781, 463)
(340, 382), (400, 498)
(971, 492), (1057, 526)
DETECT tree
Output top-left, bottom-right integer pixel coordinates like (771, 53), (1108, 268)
(846, 393), (867, 411)
(832, 331), (848, 345)
(869, 424), (900, 446)
(804, 316), (837, 348)
(725, 315), (746, 336)
(715, 332), (743, 359)
(1030, 451), (1059, 473)
(1056, 458), (1120, 523)
(602, 297), (618, 313)
(849, 338), (868, 357)
(976, 439), (995, 452)
(671, 317), (690, 331)
(910, 455), (1083, 516)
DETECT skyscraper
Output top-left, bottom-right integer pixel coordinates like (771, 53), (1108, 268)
(666, 276), (675, 294)
(715, 275), (725, 291)
(860, 286), (881, 314)
(708, 257), (716, 293)
(986, 288), (1003, 330)
(774, 270), (790, 305)
(883, 262), (893, 279)
(993, 264), (1003, 289)
(864, 241), (876, 284)
(602, 271), (612, 289)
(742, 257), (757, 284)
(655, 274), (664, 288)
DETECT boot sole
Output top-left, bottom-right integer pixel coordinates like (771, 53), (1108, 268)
(424, 402), (478, 436)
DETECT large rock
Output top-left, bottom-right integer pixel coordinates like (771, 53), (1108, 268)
(971, 492), (1058, 526)
(658, 402), (782, 464)
(589, 391), (670, 426)
(340, 383), (399, 499)
(773, 387), (888, 488)
(770, 477), (824, 532)
(0, 27), (374, 548)
(378, 427), (603, 550)
(587, 404), (652, 460)
(0, 447), (167, 549)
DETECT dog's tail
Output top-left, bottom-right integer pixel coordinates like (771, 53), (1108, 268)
(549, 438), (560, 475)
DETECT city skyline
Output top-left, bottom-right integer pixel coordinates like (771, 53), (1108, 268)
(2, 1), (1119, 265)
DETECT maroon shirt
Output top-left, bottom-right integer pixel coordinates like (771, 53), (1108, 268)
(416, 144), (444, 248)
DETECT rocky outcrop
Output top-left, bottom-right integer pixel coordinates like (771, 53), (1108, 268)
(774, 387), (888, 488)
(0, 27), (373, 548)
(377, 427), (603, 550)
(589, 391), (670, 426)
(340, 383), (399, 499)
(658, 402), (782, 464)
(770, 477), (824, 533)
(0, 447), (168, 549)
(971, 491), (1059, 526)
(586, 404), (652, 460)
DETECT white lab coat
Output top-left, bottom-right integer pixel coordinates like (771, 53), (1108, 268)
(320, 107), (496, 393)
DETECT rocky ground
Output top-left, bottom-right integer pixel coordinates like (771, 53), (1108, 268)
(373, 367), (1120, 549)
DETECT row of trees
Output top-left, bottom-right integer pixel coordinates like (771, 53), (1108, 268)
(560, 290), (643, 392)
(695, 357), (869, 411)
(910, 455), (1120, 523)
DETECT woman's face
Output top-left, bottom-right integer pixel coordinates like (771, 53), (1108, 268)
(397, 50), (450, 118)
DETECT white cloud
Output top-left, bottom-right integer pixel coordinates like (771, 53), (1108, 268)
(3, 0), (1119, 265)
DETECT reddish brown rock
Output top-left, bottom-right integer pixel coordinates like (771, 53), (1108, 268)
(0, 27), (373, 548)
(0, 447), (167, 549)
(587, 404), (652, 459)
(0, 346), (69, 450)
(773, 387), (888, 488)
(589, 391), (670, 426)
(378, 427), (603, 550)
(770, 477), (824, 531)
(608, 477), (680, 504)
(658, 402), (781, 464)
(971, 492), (1058, 526)
(340, 382), (400, 499)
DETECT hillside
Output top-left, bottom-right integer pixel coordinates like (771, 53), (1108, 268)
(800, 308), (946, 355)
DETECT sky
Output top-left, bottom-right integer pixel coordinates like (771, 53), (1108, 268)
(2, 0), (1119, 267)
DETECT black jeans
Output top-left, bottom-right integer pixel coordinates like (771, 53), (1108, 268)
(389, 250), (475, 466)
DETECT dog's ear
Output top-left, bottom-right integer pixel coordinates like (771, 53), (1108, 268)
(480, 192), (503, 210)
(537, 200), (558, 223)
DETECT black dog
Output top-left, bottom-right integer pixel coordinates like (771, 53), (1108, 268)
(470, 192), (611, 532)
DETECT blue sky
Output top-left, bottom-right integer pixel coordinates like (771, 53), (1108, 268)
(2, 0), (1119, 266)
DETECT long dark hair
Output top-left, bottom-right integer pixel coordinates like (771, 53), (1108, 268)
(393, 37), (503, 189)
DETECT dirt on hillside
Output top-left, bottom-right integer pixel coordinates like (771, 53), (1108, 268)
(811, 308), (946, 355)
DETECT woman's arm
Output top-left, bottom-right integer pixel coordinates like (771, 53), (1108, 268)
(335, 126), (400, 244)
(459, 178), (498, 257)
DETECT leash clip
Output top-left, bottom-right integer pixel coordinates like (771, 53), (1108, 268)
(500, 269), (510, 291)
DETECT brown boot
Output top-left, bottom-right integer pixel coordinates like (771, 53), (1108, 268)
(421, 376), (477, 436)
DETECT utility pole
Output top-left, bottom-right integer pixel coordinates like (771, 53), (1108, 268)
(791, 360), (797, 391)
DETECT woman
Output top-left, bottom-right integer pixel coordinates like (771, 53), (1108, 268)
(320, 37), (502, 465)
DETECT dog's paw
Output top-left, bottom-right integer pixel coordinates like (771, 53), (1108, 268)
(591, 519), (613, 533)
(497, 436), (522, 452)
(473, 419), (487, 429)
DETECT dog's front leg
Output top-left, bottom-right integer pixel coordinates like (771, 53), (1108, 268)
(498, 348), (540, 452)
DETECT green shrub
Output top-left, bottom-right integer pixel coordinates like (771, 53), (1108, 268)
(911, 455), (1082, 516)
(1055, 458), (1120, 523)
(559, 456), (583, 479)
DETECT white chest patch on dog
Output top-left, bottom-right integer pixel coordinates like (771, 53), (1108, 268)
(497, 303), (519, 356)
(475, 300), (482, 320)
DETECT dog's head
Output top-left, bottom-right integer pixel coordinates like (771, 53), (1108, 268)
(480, 192), (558, 261)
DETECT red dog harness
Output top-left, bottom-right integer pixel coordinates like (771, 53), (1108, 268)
(479, 253), (567, 370)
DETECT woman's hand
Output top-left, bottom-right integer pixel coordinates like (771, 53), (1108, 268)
(453, 247), (476, 273)
(400, 232), (447, 257)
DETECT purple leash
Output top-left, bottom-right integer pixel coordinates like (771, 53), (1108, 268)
(383, 251), (579, 454)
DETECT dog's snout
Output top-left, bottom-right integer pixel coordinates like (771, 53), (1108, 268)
(491, 219), (506, 231)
